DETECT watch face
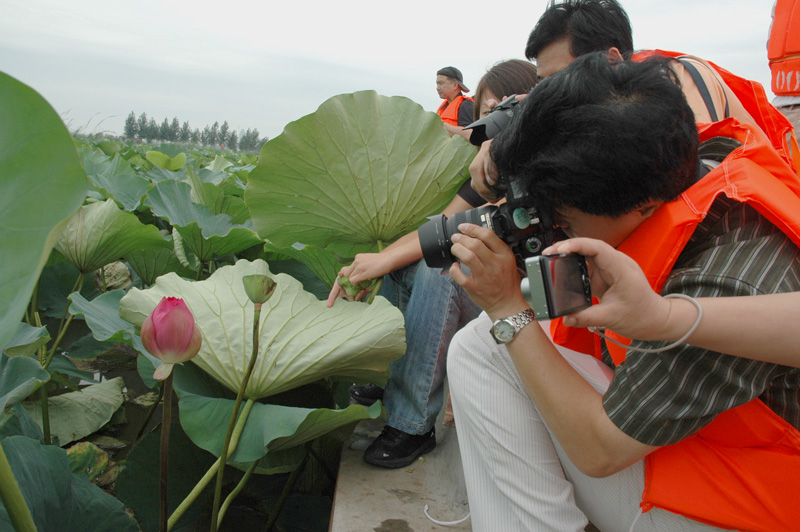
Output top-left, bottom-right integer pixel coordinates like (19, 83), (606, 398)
(493, 320), (516, 343)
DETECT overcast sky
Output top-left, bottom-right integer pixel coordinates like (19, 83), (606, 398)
(1, 0), (778, 141)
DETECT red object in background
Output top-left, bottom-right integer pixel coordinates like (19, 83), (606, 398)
(768, 0), (800, 96)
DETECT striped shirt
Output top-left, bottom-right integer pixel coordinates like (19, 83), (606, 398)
(603, 197), (800, 446)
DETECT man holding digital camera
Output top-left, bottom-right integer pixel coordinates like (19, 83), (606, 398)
(445, 52), (800, 532)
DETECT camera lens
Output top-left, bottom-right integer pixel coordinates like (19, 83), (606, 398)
(419, 206), (498, 268)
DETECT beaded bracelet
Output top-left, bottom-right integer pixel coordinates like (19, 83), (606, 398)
(588, 294), (703, 354)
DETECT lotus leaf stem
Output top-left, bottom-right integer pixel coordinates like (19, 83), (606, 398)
(167, 399), (254, 531)
(265, 443), (312, 532)
(39, 386), (51, 445)
(216, 459), (259, 526)
(210, 301), (263, 531)
(100, 266), (108, 292)
(38, 274), (80, 444)
(0, 442), (37, 532)
(159, 372), (174, 532)
(135, 381), (165, 444)
(43, 273), (83, 370)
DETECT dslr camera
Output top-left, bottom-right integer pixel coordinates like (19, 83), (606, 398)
(418, 95), (556, 270)
(418, 94), (592, 319)
(465, 94), (521, 147)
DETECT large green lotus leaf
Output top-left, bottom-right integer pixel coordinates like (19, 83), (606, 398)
(0, 354), (50, 412)
(265, 242), (341, 289)
(125, 245), (196, 286)
(186, 169), (231, 219)
(119, 259), (405, 399)
(68, 290), (155, 366)
(78, 147), (149, 212)
(146, 149), (186, 171)
(0, 435), (139, 532)
(221, 195), (251, 224)
(0, 404), (43, 441)
(146, 166), (186, 182)
(267, 259), (336, 301)
(197, 167), (230, 185)
(146, 179), (235, 235)
(66, 441), (110, 482)
(54, 198), (171, 273)
(245, 90), (475, 256)
(206, 154), (233, 172)
(2, 323), (50, 358)
(21, 377), (125, 446)
(0, 72), (88, 348)
(145, 179), (263, 261)
(174, 223), (264, 262)
(47, 353), (95, 383)
(66, 334), (113, 360)
(37, 261), (101, 318)
(168, 358), (383, 462)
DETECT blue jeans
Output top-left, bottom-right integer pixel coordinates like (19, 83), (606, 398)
(380, 261), (481, 435)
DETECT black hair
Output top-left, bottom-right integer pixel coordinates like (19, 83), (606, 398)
(491, 53), (698, 217)
(525, 0), (634, 61)
(474, 60), (539, 121)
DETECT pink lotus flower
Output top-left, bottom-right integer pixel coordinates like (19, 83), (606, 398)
(141, 297), (202, 380)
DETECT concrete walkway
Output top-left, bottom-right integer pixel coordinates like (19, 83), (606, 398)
(330, 412), (471, 532)
(329, 396), (601, 532)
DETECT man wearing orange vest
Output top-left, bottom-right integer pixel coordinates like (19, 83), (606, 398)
(446, 53), (800, 532)
(469, 0), (797, 205)
(769, 0), (800, 130)
(435, 66), (474, 136)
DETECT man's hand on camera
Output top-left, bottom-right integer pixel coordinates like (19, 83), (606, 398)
(448, 223), (527, 320)
(542, 238), (672, 340)
(469, 140), (503, 203)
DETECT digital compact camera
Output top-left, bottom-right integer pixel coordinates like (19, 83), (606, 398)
(521, 252), (592, 320)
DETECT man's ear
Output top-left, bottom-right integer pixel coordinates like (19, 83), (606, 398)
(607, 47), (624, 62)
(638, 202), (662, 219)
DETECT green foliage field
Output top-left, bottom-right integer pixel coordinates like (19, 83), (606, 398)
(1, 71), (476, 531)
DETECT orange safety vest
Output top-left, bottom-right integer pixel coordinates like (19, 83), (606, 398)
(768, 0), (800, 96)
(551, 119), (800, 531)
(633, 49), (800, 174)
(437, 94), (472, 126)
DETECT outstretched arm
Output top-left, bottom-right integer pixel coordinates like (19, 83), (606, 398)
(326, 194), (476, 306)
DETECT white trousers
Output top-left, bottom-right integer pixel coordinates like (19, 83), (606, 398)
(447, 313), (728, 532)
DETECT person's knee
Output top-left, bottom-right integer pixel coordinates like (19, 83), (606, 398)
(446, 321), (481, 386)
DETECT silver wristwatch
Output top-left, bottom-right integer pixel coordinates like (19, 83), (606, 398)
(490, 308), (536, 344)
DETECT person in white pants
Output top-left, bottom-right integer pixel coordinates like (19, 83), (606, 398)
(445, 53), (800, 532)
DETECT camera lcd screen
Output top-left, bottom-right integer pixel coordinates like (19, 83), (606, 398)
(543, 254), (592, 318)
(522, 253), (591, 320)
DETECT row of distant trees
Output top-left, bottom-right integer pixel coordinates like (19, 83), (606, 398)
(123, 112), (267, 152)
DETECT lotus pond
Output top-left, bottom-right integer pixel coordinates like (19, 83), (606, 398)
(0, 71), (477, 531)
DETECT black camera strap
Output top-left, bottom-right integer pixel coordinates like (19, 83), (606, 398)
(676, 56), (730, 123)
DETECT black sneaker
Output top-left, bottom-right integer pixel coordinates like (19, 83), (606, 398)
(349, 384), (384, 406)
(363, 425), (436, 468)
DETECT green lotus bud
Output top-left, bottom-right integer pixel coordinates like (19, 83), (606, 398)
(242, 274), (276, 304)
(337, 276), (371, 298)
